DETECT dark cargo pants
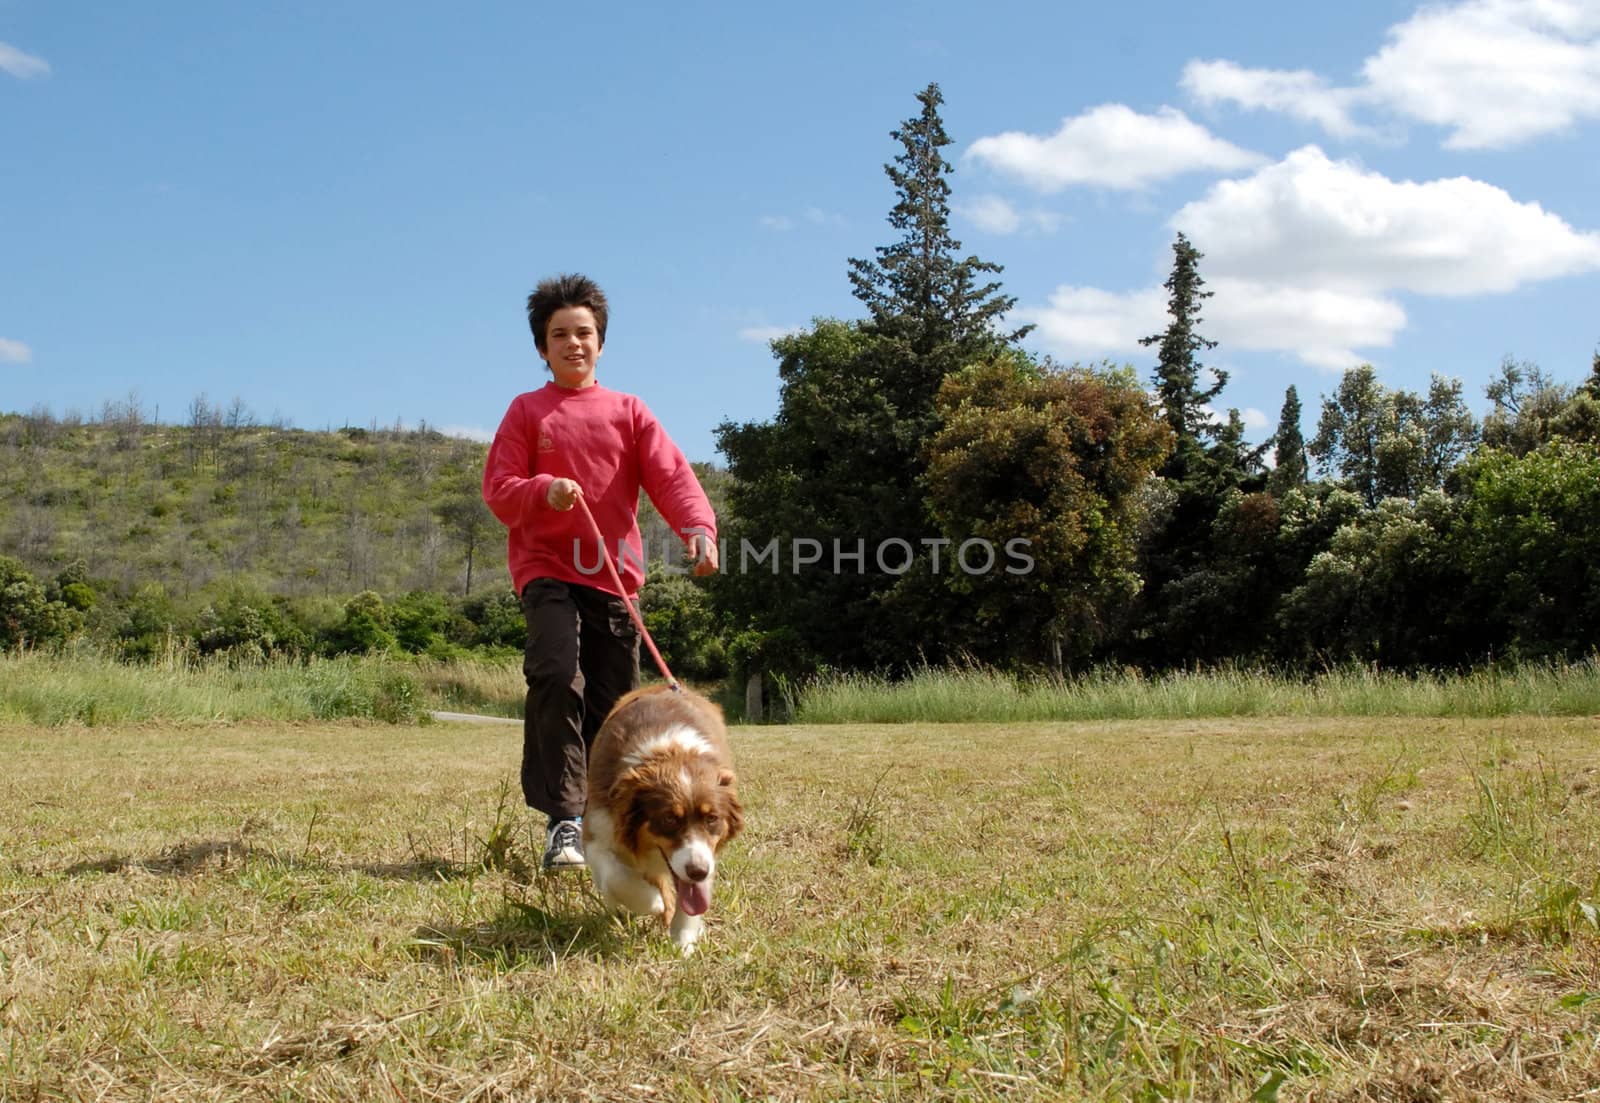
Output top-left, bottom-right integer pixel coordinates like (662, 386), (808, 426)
(519, 578), (640, 821)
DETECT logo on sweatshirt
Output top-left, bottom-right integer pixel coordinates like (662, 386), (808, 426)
(537, 428), (555, 454)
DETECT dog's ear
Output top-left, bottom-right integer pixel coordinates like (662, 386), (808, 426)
(610, 762), (645, 801)
(610, 764), (655, 852)
(717, 768), (736, 788)
(720, 789), (744, 844)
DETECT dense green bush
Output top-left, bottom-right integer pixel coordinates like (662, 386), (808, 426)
(390, 589), (455, 653)
(329, 590), (396, 654)
(640, 568), (728, 681)
(458, 588), (525, 650)
(1455, 441), (1600, 659)
(0, 556), (84, 650)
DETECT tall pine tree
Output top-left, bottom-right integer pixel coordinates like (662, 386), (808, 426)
(716, 84), (1026, 677)
(1268, 385), (1308, 496)
(847, 82), (1026, 359)
(1140, 232), (1223, 453)
(1122, 232), (1270, 666)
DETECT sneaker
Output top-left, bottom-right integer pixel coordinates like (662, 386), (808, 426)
(542, 817), (585, 871)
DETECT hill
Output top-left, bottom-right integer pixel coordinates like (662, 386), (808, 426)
(0, 406), (729, 658)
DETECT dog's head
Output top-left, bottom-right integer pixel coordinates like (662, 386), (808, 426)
(611, 729), (743, 917)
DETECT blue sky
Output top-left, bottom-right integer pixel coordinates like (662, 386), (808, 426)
(3, 1), (1598, 464)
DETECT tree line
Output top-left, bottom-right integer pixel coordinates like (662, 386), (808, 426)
(4, 84), (1598, 683)
(712, 84), (1600, 681)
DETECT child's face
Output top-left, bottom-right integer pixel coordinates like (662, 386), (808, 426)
(541, 305), (604, 389)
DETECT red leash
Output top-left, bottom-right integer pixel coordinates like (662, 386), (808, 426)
(573, 495), (681, 692)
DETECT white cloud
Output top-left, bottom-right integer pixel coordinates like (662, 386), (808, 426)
(1173, 146), (1600, 296)
(1363, 0), (1600, 148)
(957, 194), (1062, 235)
(1205, 278), (1407, 371)
(1199, 403), (1273, 431)
(0, 42), (49, 80)
(965, 104), (1266, 191)
(1012, 286), (1167, 358)
(1185, 1), (1600, 150)
(0, 337), (33, 364)
(760, 208), (843, 231)
(439, 424), (494, 443)
(1020, 146), (1600, 371)
(1181, 59), (1373, 140)
(964, 194), (1023, 234)
(737, 325), (803, 344)
(1016, 278), (1403, 374)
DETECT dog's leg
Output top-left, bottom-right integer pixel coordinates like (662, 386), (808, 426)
(669, 909), (705, 956)
(584, 811), (665, 917)
(586, 846), (666, 917)
(652, 872), (676, 930)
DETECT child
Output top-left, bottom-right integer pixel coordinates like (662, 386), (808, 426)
(482, 273), (718, 870)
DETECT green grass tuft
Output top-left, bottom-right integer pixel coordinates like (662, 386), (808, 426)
(796, 657), (1600, 723)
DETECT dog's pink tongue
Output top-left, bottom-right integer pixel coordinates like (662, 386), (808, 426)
(676, 878), (711, 917)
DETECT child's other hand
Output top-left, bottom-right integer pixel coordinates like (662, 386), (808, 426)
(547, 478), (582, 511)
(686, 532), (719, 577)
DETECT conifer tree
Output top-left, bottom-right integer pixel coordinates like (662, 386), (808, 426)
(717, 84), (1030, 676)
(847, 83), (1026, 361)
(1268, 385), (1308, 496)
(1123, 232), (1275, 666)
(1140, 233), (1223, 450)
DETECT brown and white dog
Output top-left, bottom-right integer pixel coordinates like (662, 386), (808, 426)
(582, 685), (743, 954)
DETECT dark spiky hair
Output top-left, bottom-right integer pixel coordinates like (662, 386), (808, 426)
(526, 273), (609, 352)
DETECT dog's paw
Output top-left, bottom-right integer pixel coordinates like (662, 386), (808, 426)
(670, 911), (704, 956)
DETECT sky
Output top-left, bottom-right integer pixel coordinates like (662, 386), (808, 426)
(3, 0), (1598, 464)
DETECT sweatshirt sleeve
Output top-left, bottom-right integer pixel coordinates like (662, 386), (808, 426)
(634, 401), (717, 543)
(482, 397), (556, 526)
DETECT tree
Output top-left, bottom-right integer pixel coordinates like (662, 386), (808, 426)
(386, 590), (453, 653)
(329, 590), (395, 654)
(1155, 489), (1284, 662)
(1482, 356), (1571, 456)
(457, 587), (525, 650)
(715, 321), (910, 674)
(438, 488), (496, 597)
(1454, 440), (1600, 658)
(717, 86), (1028, 676)
(847, 82), (1026, 359)
(195, 588), (310, 659)
(1275, 492), (1471, 667)
(1122, 233), (1269, 665)
(1267, 386), (1308, 496)
(1542, 349), (1600, 447)
(640, 566), (729, 682)
(0, 556), (83, 650)
(923, 354), (1171, 669)
(1309, 365), (1479, 506)
(1140, 233), (1223, 451)
(116, 583), (179, 660)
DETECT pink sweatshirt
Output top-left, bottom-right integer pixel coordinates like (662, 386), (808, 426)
(481, 383), (716, 598)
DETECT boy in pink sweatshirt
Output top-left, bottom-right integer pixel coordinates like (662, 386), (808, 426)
(482, 273), (718, 871)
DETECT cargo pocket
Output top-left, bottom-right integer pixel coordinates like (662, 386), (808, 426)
(606, 596), (641, 644)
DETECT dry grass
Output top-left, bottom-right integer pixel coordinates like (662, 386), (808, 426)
(2, 715), (1599, 1100)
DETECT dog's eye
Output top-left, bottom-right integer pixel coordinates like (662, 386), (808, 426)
(703, 813), (721, 832)
(654, 813), (682, 834)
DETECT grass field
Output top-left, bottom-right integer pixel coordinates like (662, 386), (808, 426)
(3, 714), (1599, 1100)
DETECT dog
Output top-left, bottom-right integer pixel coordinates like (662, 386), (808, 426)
(582, 685), (743, 954)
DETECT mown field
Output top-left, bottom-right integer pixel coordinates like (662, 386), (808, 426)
(2, 713), (1599, 1101)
